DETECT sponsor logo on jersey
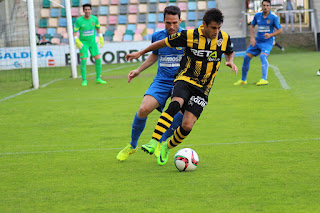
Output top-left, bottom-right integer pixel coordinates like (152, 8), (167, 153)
(83, 30), (94, 36)
(258, 26), (271, 32)
(190, 49), (220, 62)
(217, 39), (223, 47)
(159, 54), (182, 67)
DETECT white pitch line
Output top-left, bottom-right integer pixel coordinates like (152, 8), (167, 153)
(0, 138), (319, 156)
(270, 64), (291, 90)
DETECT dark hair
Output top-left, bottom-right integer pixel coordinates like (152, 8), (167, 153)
(82, 3), (92, 10)
(262, 0), (271, 4)
(164, 5), (181, 20)
(203, 8), (224, 25)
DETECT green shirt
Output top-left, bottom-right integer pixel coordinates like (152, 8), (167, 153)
(73, 15), (100, 42)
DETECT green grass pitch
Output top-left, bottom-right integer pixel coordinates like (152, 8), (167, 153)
(0, 51), (319, 212)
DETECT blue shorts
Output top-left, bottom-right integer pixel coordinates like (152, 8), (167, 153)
(246, 42), (273, 56)
(145, 79), (174, 112)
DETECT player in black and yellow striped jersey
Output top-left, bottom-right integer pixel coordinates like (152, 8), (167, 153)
(125, 8), (238, 165)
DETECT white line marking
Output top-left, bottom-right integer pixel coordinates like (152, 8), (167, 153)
(0, 138), (318, 156)
(270, 64), (291, 90)
(0, 64), (137, 103)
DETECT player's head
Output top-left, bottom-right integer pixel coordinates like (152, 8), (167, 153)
(163, 6), (181, 35)
(82, 3), (92, 17)
(262, 0), (271, 14)
(202, 8), (224, 39)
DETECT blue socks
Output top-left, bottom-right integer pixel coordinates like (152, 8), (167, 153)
(260, 54), (269, 80)
(159, 112), (183, 143)
(130, 113), (147, 149)
(241, 55), (251, 81)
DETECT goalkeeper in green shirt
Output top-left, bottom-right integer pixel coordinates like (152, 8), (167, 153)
(73, 3), (106, 86)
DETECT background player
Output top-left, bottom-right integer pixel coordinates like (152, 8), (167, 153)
(234, 0), (282, 86)
(125, 8), (238, 165)
(117, 6), (184, 161)
(73, 3), (106, 86)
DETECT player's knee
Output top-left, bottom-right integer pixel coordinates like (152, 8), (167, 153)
(165, 101), (181, 117)
(260, 54), (268, 63)
(138, 105), (152, 118)
(181, 121), (194, 132)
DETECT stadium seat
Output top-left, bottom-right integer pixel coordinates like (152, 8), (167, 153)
(158, 3), (166, 12)
(159, 0), (166, 2)
(157, 23), (165, 30)
(71, 8), (79, 16)
(108, 25), (116, 31)
(135, 28), (142, 34)
(39, 19), (48, 28)
(82, 0), (90, 4)
(138, 4), (147, 13)
(137, 23), (146, 30)
(91, 0), (100, 6)
(100, 0), (108, 5)
(177, 2), (187, 11)
(128, 14), (137, 24)
(129, 0), (138, 3)
(48, 18), (58, 27)
(120, 0), (129, 4)
(197, 20), (203, 27)
(60, 8), (66, 17)
(158, 13), (163, 22)
(118, 15), (127, 24)
(180, 22), (186, 29)
(148, 13), (156, 23)
(147, 23), (155, 30)
(110, 0), (119, 5)
(72, 0), (79, 7)
(51, 8), (59, 18)
(92, 7), (98, 16)
(41, 9), (50, 18)
(123, 34), (133, 41)
(169, 0), (177, 2)
(147, 28), (154, 35)
(181, 12), (187, 21)
(57, 27), (66, 34)
(133, 33), (143, 41)
(149, 0), (156, 3)
(42, 0), (50, 8)
(105, 30), (114, 37)
(100, 26), (106, 34)
(188, 12), (196, 21)
(51, 38), (61, 45)
(44, 33), (52, 40)
(116, 25), (126, 33)
(125, 30), (134, 35)
(139, 0), (147, 3)
(149, 4), (157, 13)
(104, 35), (113, 42)
(109, 6), (118, 15)
(143, 34), (152, 40)
(108, 16), (117, 25)
(119, 5), (128, 14)
(61, 38), (69, 44)
(37, 28), (47, 35)
(138, 14), (146, 23)
(72, 17), (77, 25)
(129, 5), (137, 13)
(100, 6), (108, 15)
(58, 18), (67, 27)
(62, 32), (68, 38)
(197, 1), (206, 10)
(208, 1), (216, 8)
(98, 16), (107, 25)
(47, 28), (57, 36)
(188, 2), (196, 11)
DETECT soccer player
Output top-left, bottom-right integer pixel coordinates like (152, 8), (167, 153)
(73, 3), (106, 86)
(125, 8), (238, 165)
(116, 6), (185, 161)
(234, 0), (282, 86)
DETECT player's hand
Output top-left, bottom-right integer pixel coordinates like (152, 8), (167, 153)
(125, 52), (142, 61)
(128, 70), (140, 83)
(225, 62), (238, 75)
(75, 38), (83, 49)
(250, 37), (256, 47)
(99, 36), (104, 48)
(264, 33), (271, 39)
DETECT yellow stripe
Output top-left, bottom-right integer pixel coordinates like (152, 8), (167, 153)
(162, 112), (173, 122)
(174, 76), (203, 88)
(176, 56), (191, 78)
(206, 62), (220, 89)
(165, 37), (172, 48)
(155, 125), (167, 134)
(187, 29), (194, 48)
(198, 33), (206, 50)
(210, 37), (217, 50)
(205, 62), (214, 77)
(176, 127), (185, 139)
(152, 132), (162, 140)
(159, 119), (171, 128)
(194, 61), (202, 77)
(221, 31), (229, 52)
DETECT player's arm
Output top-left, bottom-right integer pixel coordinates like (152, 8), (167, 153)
(125, 39), (167, 61)
(224, 52), (238, 75)
(96, 20), (104, 47)
(250, 25), (256, 47)
(264, 28), (282, 39)
(73, 20), (83, 49)
(127, 53), (159, 83)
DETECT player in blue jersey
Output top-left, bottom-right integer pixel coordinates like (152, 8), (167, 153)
(234, 0), (282, 86)
(117, 6), (184, 161)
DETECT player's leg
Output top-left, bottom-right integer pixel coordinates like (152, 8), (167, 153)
(90, 43), (106, 84)
(257, 43), (273, 85)
(234, 52), (254, 85)
(159, 111), (183, 143)
(80, 43), (89, 86)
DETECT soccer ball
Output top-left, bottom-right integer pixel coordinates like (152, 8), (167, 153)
(174, 148), (199, 172)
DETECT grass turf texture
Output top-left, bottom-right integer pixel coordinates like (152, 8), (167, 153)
(0, 51), (319, 212)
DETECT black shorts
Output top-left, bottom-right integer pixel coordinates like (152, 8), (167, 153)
(171, 80), (208, 119)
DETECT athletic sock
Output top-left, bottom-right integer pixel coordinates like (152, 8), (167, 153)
(159, 112), (183, 143)
(95, 58), (102, 80)
(130, 113), (147, 149)
(152, 101), (180, 141)
(241, 55), (251, 81)
(260, 54), (269, 80)
(81, 59), (87, 80)
(167, 126), (191, 148)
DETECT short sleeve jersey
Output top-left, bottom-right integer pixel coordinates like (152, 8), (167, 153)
(73, 15), (100, 42)
(165, 25), (234, 96)
(151, 27), (184, 81)
(251, 12), (281, 44)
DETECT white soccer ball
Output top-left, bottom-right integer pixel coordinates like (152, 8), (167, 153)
(174, 148), (199, 172)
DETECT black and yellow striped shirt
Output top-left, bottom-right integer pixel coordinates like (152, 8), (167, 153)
(165, 25), (234, 95)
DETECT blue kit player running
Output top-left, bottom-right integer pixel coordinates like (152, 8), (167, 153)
(234, 0), (282, 86)
(117, 6), (184, 161)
